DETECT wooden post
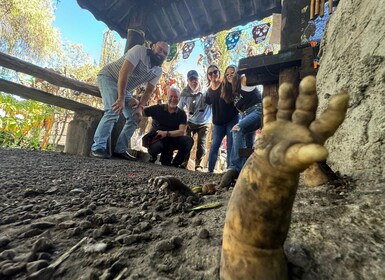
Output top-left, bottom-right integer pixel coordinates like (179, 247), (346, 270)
(315, 0), (320, 16)
(329, 0), (333, 14)
(310, 0), (315, 19)
(320, 0), (325, 16)
(65, 110), (103, 156)
(124, 29), (145, 54)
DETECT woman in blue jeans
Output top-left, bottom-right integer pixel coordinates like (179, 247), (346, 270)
(219, 67), (262, 187)
(205, 65), (239, 172)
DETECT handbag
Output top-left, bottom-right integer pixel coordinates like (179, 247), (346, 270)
(142, 131), (161, 148)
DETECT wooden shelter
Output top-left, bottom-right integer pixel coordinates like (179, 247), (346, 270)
(77, 0), (320, 102)
(76, 0), (282, 44)
(0, 0), (329, 156)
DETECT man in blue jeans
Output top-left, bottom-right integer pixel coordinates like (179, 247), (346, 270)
(91, 41), (170, 160)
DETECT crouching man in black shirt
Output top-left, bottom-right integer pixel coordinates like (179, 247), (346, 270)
(143, 88), (193, 168)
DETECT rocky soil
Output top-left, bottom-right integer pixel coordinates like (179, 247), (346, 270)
(0, 148), (384, 280)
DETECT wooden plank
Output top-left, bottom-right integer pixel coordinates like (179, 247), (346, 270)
(238, 48), (302, 73)
(0, 78), (102, 113)
(0, 52), (101, 98)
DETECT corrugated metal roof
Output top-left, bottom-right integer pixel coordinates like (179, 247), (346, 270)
(76, 0), (281, 44)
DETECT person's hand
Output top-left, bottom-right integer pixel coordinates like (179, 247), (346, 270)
(231, 125), (240, 131)
(132, 107), (143, 121)
(156, 130), (167, 139)
(112, 98), (125, 113)
(254, 75), (349, 174)
(128, 98), (139, 108)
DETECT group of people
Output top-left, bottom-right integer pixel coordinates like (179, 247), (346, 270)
(90, 40), (262, 185)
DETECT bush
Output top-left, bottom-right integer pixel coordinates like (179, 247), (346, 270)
(0, 93), (56, 149)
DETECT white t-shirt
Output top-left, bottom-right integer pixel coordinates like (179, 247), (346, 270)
(98, 45), (162, 92)
(241, 84), (257, 92)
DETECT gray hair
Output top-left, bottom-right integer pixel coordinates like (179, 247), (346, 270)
(168, 87), (180, 97)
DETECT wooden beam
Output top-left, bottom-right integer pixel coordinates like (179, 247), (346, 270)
(0, 52), (100, 98)
(0, 78), (102, 113)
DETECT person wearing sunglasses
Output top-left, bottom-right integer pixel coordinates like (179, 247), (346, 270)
(177, 70), (212, 171)
(219, 68), (262, 187)
(205, 65), (239, 173)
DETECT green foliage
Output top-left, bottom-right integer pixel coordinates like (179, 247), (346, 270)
(0, 93), (56, 149)
(0, 0), (61, 62)
(51, 41), (100, 84)
(216, 30), (232, 73)
(99, 30), (123, 67)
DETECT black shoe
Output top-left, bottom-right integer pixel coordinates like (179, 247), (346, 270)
(149, 155), (157, 163)
(195, 166), (203, 172)
(219, 169), (239, 188)
(113, 151), (137, 161)
(174, 162), (186, 169)
(90, 149), (111, 159)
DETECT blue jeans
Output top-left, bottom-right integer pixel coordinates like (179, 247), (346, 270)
(91, 75), (138, 153)
(229, 105), (262, 172)
(208, 115), (239, 172)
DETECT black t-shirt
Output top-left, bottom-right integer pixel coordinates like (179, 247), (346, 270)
(234, 87), (262, 112)
(205, 86), (238, 125)
(144, 104), (187, 131)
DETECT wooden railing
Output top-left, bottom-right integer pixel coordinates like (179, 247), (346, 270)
(0, 52), (103, 156)
(0, 51), (100, 100)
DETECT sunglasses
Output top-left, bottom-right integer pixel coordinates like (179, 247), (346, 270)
(207, 70), (219, 76)
(225, 72), (235, 77)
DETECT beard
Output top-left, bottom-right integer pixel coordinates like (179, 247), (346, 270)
(168, 102), (178, 109)
(149, 50), (165, 67)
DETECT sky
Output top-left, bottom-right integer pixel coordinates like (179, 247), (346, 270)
(53, 0), (117, 64)
(52, 0), (201, 78)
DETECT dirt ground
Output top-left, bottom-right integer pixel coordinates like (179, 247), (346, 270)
(0, 148), (384, 280)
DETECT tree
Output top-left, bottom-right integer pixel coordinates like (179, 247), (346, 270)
(99, 30), (123, 67)
(0, 0), (61, 63)
(42, 41), (101, 107)
(216, 30), (232, 72)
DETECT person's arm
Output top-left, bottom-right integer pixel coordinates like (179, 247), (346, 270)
(241, 75), (247, 86)
(157, 123), (187, 138)
(205, 90), (213, 105)
(112, 60), (135, 113)
(133, 83), (156, 120)
(142, 104), (157, 118)
(240, 75), (256, 92)
(177, 96), (186, 110)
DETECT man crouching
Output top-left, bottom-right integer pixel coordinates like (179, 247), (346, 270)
(143, 88), (193, 168)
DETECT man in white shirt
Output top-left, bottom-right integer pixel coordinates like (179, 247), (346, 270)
(91, 41), (170, 160)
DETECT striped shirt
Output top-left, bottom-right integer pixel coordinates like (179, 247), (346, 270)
(98, 45), (162, 92)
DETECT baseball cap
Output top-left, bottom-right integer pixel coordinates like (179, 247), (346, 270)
(187, 70), (199, 80)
